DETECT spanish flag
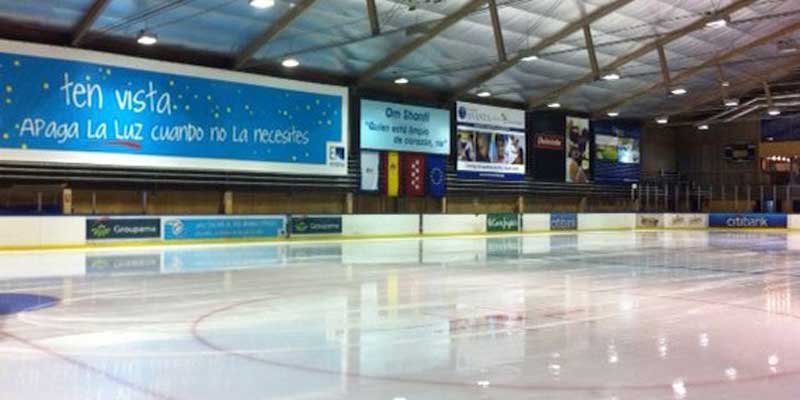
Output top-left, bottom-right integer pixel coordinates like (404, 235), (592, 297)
(386, 151), (400, 197)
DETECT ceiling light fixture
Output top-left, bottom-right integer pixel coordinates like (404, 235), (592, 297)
(670, 87), (687, 96)
(521, 55), (539, 62)
(281, 57), (300, 68)
(656, 116), (669, 124)
(477, 90), (492, 98)
(602, 73), (621, 81)
(768, 108), (781, 116)
(546, 102), (561, 108)
(723, 98), (739, 107)
(394, 77), (409, 85)
(136, 30), (157, 46)
(249, 0), (275, 8)
(705, 17), (729, 29)
(698, 124), (709, 131)
(607, 111), (619, 117)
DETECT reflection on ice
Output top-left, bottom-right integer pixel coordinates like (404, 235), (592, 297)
(0, 231), (799, 399)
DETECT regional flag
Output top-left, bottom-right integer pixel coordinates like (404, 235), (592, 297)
(360, 151), (379, 191)
(404, 153), (426, 196)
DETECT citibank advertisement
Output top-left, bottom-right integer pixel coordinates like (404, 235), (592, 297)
(456, 102), (526, 180)
(359, 99), (450, 155)
(708, 213), (787, 229)
(0, 40), (348, 175)
(163, 216), (287, 240)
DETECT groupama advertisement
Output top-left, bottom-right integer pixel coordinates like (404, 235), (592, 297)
(0, 39), (348, 175)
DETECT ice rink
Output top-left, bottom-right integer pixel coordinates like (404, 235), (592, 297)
(0, 230), (799, 399)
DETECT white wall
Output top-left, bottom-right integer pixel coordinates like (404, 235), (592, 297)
(578, 213), (636, 231)
(522, 214), (550, 232)
(0, 216), (85, 248)
(342, 214), (419, 236)
(422, 214), (486, 235)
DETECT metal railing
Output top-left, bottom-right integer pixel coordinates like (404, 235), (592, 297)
(637, 183), (800, 213)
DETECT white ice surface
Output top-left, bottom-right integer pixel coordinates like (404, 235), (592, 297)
(0, 230), (799, 399)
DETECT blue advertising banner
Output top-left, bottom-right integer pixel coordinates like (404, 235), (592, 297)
(163, 216), (286, 240)
(550, 213), (578, 231)
(593, 120), (641, 184)
(0, 40), (348, 175)
(360, 99), (450, 155)
(708, 213), (787, 228)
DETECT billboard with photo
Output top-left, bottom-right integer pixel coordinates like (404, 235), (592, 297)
(565, 116), (590, 183)
(593, 120), (641, 183)
(456, 102), (526, 180)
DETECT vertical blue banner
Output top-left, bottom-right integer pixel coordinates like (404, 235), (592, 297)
(0, 40), (348, 175)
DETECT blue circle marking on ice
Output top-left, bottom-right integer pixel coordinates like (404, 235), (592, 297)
(0, 293), (59, 316)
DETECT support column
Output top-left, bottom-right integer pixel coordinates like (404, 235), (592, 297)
(517, 195), (524, 214)
(62, 188), (73, 215)
(346, 192), (354, 214)
(141, 191), (148, 214)
(223, 190), (234, 215)
(441, 196), (448, 214)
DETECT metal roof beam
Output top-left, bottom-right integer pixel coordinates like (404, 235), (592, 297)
(669, 56), (800, 118)
(656, 44), (671, 95)
(597, 18), (800, 115)
(583, 25), (599, 80)
(70, 0), (110, 46)
(234, 0), (318, 70)
(528, 0), (757, 109)
(366, 0), (380, 35)
(356, 0), (487, 86)
(488, 0), (506, 62)
(448, 0), (634, 101)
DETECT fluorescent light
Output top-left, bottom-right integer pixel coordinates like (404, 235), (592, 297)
(547, 102), (561, 108)
(705, 18), (728, 29)
(281, 57), (300, 68)
(670, 87), (687, 96)
(394, 77), (409, 85)
(724, 98), (739, 107)
(249, 0), (275, 8)
(521, 55), (539, 62)
(768, 108), (781, 116)
(607, 111), (619, 117)
(602, 73), (620, 81)
(477, 90), (492, 98)
(136, 30), (157, 46)
(720, 80), (730, 87)
(656, 116), (669, 124)
(698, 124), (709, 131)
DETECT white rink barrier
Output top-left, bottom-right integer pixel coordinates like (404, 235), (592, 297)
(342, 214), (419, 236)
(663, 213), (708, 229)
(422, 214), (486, 235)
(577, 213), (636, 231)
(788, 215), (800, 230)
(522, 214), (550, 232)
(0, 216), (85, 248)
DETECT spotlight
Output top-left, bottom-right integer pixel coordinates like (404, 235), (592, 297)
(394, 77), (409, 85)
(477, 90), (492, 98)
(546, 102), (561, 109)
(670, 87), (687, 96)
(698, 124), (709, 131)
(768, 108), (781, 116)
(705, 17), (728, 29)
(136, 30), (157, 46)
(656, 116), (669, 124)
(723, 98), (739, 107)
(607, 111), (619, 117)
(602, 73), (621, 81)
(281, 57), (300, 68)
(249, 0), (275, 8)
(521, 55), (539, 62)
